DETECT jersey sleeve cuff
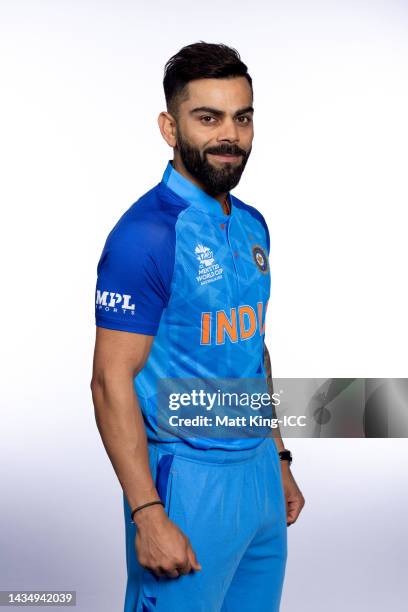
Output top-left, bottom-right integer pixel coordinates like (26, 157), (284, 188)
(95, 315), (159, 336)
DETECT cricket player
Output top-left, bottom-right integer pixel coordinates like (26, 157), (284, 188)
(91, 41), (305, 612)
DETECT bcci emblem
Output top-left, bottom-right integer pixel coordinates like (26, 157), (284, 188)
(252, 245), (268, 274)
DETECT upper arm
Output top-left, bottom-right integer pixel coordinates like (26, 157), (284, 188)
(92, 216), (175, 378)
(92, 326), (155, 383)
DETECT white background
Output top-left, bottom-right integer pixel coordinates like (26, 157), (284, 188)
(1, 1), (407, 610)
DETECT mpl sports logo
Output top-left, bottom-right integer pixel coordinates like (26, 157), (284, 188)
(95, 290), (135, 315)
(195, 243), (224, 286)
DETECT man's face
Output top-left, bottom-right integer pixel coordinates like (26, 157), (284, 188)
(174, 77), (254, 196)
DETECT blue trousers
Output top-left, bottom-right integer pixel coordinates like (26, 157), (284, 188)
(123, 438), (287, 612)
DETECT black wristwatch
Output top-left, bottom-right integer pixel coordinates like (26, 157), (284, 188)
(279, 449), (292, 465)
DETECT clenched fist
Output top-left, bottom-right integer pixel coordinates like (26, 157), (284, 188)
(134, 504), (202, 578)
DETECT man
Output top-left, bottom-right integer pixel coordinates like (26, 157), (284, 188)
(91, 41), (305, 612)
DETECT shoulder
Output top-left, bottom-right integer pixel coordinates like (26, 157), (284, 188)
(231, 194), (270, 252)
(96, 186), (181, 296)
(231, 194), (268, 227)
(101, 184), (183, 258)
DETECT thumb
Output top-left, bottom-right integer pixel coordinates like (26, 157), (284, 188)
(187, 545), (202, 571)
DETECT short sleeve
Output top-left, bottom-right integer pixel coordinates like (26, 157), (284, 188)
(264, 218), (270, 256)
(94, 219), (175, 335)
(258, 212), (270, 256)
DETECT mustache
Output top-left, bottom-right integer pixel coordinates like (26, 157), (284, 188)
(205, 146), (247, 157)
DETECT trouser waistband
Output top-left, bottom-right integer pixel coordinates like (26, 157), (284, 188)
(148, 437), (273, 465)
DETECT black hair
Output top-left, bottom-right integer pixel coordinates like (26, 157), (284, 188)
(163, 41), (253, 119)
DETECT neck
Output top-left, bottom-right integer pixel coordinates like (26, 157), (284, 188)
(171, 157), (230, 216)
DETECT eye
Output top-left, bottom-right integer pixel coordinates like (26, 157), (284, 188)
(200, 115), (217, 124)
(237, 115), (252, 124)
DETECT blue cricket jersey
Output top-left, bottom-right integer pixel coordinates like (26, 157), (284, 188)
(95, 160), (271, 450)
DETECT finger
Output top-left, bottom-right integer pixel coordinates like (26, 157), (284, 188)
(187, 545), (202, 571)
(149, 566), (166, 578)
(166, 569), (181, 578)
(176, 558), (192, 576)
(287, 509), (300, 526)
(160, 566), (180, 579)
(291, 503), (303, 520)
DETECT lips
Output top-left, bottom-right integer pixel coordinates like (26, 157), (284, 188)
(208, 153), (241, 162)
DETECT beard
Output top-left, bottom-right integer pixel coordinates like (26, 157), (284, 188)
(176, 130), (251, 196)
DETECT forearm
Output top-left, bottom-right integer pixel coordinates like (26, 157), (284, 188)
(269, 408), (286, 453)
(91, 373), (159, 510)
(263, 342), (285, 453)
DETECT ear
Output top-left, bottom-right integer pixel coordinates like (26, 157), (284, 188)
(158, 111), (177, 148)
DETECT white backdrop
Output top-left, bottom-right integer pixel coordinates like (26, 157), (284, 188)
(1, 1), (407, 610)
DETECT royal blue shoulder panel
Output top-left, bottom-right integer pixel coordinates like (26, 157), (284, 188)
(95, 187), (188, 335)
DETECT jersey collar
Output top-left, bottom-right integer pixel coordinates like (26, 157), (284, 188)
(160, 159), (233, 220)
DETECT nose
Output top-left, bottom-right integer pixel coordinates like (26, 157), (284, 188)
(216, 117), (239, 143)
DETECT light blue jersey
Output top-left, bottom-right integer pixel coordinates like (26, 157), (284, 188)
(95, 160), (271, 450)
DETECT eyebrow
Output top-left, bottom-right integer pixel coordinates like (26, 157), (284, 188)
(189, 105), (254, 118)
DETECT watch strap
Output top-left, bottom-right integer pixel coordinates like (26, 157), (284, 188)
(279, 449), (293, 464)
